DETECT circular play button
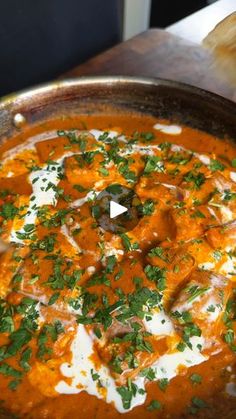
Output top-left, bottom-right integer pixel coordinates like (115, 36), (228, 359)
(91, 184), (142, 233)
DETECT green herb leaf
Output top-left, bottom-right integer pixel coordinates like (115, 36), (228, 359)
(209, 159), (225, 172)
(224, 329), (234, 345)
(144, 156), (164, 174)
(0, 363), (22, 378)
(232, 158), (236, 168)
(106, 184), (123, 195)
(117, 382), (138, 410)
(140, 367), (156, 381)
(144, 265), (166, 291)
(186, 285), (210, 303)
(19, 347), (32, 371)
(158, 378), (169, 391)
(190, 209), (206, 219)
(105, 255), (117, 273)
(189, 396), (208, 414)
(147, 400), (161, 411)
(184, 171), (206, 190)
(190, 373), (202, 384)
(98, 167), (109, 177)
(48, 292), (60, 306)
(120, 233), (139, 252)
(73, 184), (87, 192)
(0, 203), (18, 220)
(148, 247), (168, 262)
(142, 199), (155, 216)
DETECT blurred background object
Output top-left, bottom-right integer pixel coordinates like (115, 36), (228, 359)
(0, 0), (122, 97)
(123, 0), (151, 40)
(150, 0), (208, 28)
(203, 12), (236, 86)
(0, 0), (234, 97)
(167, 0), (235, 43)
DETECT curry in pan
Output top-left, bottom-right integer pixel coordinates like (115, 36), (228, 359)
(0, 114), (235, 418)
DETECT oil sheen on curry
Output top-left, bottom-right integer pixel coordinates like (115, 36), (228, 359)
(0, 114), (236, 419)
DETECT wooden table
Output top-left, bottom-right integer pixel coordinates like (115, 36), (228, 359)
(64, 29), (235, 102)
(167, 0), (235, 44)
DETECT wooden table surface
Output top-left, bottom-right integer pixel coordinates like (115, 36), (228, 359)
(167, 0), (236, 44)
(64, 29), (235, 102)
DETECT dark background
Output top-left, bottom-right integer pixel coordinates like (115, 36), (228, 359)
(150, 0), (208, 27)
(0, 0), (208, 97)
(0, 0), (122, 97)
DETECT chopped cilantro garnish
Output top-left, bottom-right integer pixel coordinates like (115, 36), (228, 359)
(19, 347), (32, 371)
(169, 153), (191, 165)
(223, 329), (234, 345)
(12, 274), (23, 284)
(132, 131), (155, 142)
(118, 162), (137, 183)
(173, 264), (180, 273)
(73, 184), (87, 192)
(98, 132), (115, 143)
(213, 249), (223, 261)
(16, 224), (36, 241)
(37, 321), (64, 360)
(142, 199), (155, 215)
(209, 159), (225, 172)
(171, 310), (192, 324)
(91, 204), (101, 219)
(232, 158), (236, 168)
(48, 292), (60, 306)
(93, 327), (102, 339)
(120, 233), (139, 252)
(189, 396), (208, 414)
(207, 305), (216, 313)
(106, 184), (123, 195)
(144, 265), (166, 291)
(115, 269), (124, 281)
(60, 130), (88, 151)
(174, 201), (185, 209)
(147, 400), (161, 411)
(141, 132), (155, 141)
(8, 379), (21, 390)
(186, 285), (210, 303)
(90, 369), (100, 381)
(159, 142), (171, 151)
(132, 276), (143, 290)
(184, 171), (206, 190)
(182, 323), (202, 348)
(98, 167), (109, 177)
(86, 273), (110, 288)
(30, 233), (57, 253)
(158, 378), (169, 391)
(5, 328), (32, 359)
(148, 247), (168, 262)
(190, 373), (202, 384)
(37, 208), (71, 228)
(0, 203), (18, 220)
(105, 255), (117, 273)
(117, 382), (139, 410)
(176, 341), (186, 352)
(0, 310), (14, 333)
(190, 209), (206, 219)
(140, 367), (156, 381)
(222, 189), (236, 201)
(144, 156), (164, 174)
(0, 363), (22, 378)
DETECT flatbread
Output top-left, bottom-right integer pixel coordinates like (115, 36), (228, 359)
(203, 12), (236, 86)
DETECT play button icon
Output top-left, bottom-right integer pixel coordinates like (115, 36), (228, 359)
(91, 184), (142, 233)
(110, 201), (128, 218)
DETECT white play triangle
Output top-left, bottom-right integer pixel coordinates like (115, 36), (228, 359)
(110, 200), (128, 219)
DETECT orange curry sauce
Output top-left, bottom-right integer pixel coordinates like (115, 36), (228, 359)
(0, 114), (235, 418)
